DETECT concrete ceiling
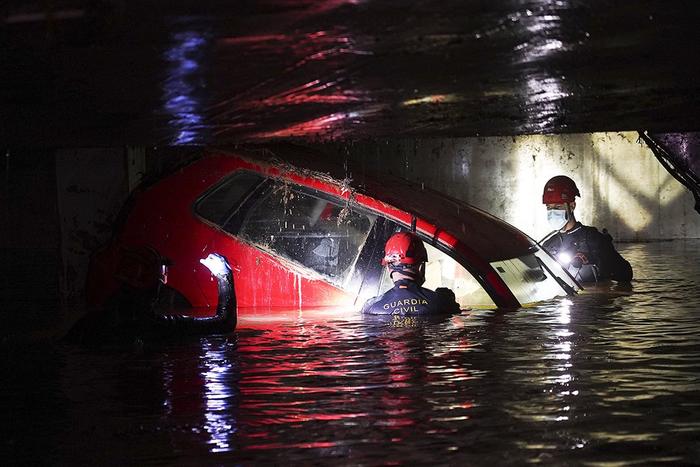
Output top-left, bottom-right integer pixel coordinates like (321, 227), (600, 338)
(2, 0), (700, 145)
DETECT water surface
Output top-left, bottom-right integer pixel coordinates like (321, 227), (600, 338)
(3, 241), (700, 465)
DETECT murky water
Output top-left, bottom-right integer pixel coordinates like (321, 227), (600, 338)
(3, 241), (700, 465)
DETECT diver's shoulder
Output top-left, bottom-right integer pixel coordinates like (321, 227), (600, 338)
(573, 223), (604, 237)
(422, 286), (459, 308)
(418, 286), (443, 299)
(580, 224), (616, 242)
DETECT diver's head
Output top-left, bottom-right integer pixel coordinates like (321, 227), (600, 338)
(382, 232), (428, 285)
(543, 175), (580, 232)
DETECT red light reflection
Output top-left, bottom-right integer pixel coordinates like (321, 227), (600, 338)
(252, 107), (382, 139)
(159, 315), (477, 454)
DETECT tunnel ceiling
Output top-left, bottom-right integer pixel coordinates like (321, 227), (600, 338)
(2, 1), (700, 146)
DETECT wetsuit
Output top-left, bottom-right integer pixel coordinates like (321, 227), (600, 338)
(362, 279), (460, 315)
(542, 222), (633, 283)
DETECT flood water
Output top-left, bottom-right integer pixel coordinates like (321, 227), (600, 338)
(3, 240), (700, 465)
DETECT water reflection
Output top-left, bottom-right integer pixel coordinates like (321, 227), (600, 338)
(253, 108), (378, 139)
(508, 2), (575, 132)
(162, 28), (211, 144)
(523, 74), (571, 130)
(200, 339), (239, 452)
(157, 337), (241, 455)
(212, 20), (379, 140)
(3, 242), (700, 464)
(549, 299), (573, 391)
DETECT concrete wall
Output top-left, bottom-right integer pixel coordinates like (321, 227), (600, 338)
(1, 150), (61, 321)
(335, 132), (700, 242)
(55, 148), (131, 304)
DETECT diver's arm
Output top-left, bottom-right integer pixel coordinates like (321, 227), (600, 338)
(597, 232), (633, 282)
(435, 287), (461, 313)
(156, 253), (237, 333)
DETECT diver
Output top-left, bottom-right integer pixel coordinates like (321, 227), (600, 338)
(362, 232), (461, 315)
(67, 253), (237, 344)
(541, 175), (633, 283)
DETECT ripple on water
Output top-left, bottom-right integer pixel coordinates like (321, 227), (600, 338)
(3, 241), (700, 464)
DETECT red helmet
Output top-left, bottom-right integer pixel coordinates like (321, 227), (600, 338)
(382, 232), (428, 266)
(542, 176), (580, 204)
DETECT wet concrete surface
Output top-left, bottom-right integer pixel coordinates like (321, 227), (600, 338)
(2, 1), (700, 145)
(2, 240), (700, 464)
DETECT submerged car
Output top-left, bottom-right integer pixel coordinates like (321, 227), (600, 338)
(86, 146), (579, 325)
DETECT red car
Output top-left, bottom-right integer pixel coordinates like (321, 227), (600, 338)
(86, 146), (579, 326)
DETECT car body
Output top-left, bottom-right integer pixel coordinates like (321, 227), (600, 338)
(86, 146), (579, 324)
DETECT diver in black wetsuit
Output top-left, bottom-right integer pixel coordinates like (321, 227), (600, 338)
(67, 253), (238, 344)
(541, 176), (633, 283)
(362, 232), (460, 315)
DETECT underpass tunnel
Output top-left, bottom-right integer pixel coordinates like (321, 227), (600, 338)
(2, 1), (700, 326)
(3, 132), (700, 332)
(5, 3), (700, 465)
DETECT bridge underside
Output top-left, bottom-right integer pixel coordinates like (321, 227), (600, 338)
(2, 1), (700, 145)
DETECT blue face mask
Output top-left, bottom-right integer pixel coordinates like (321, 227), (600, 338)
(547, 209), (568, 230)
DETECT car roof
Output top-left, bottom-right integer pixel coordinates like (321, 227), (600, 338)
(210, 144), (536, 262)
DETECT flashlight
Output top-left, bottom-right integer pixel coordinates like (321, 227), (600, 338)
(557, 251), (573, 265)
(200, 253), (231, 278)
(557, 251), (583, 269)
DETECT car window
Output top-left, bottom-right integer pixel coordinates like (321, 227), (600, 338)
(381, 240), (574, 308)
(238, 181), (376, 286)
(491, 249), (573, 305)
(376, 240), (496, 308)
(195, 171), (264, 228)
(370, 226), (496, 308)
(423, 243), (496, 308)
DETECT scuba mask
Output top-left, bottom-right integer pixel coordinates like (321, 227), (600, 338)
(547, 208), (569, 230)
